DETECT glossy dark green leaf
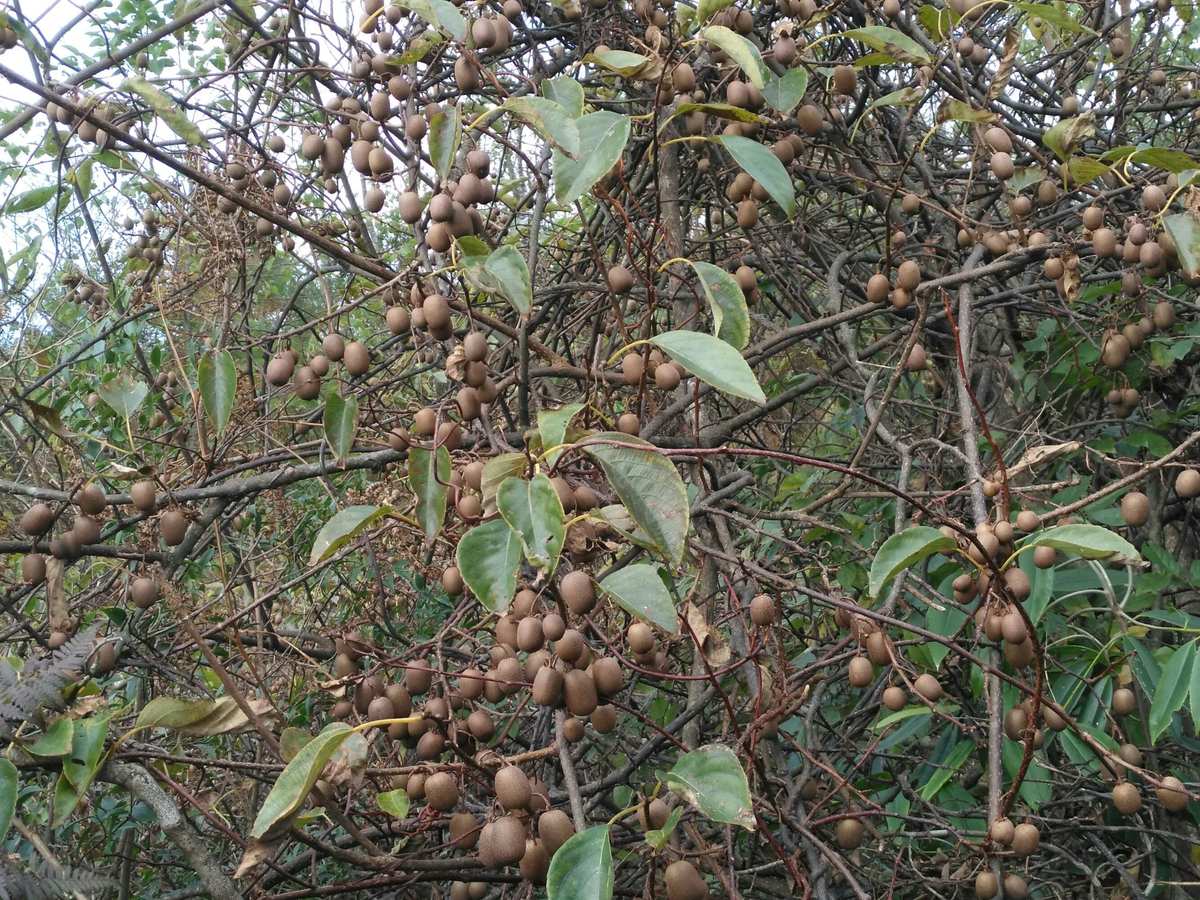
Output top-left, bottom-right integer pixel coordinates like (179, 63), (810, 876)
(53, 714), (111, 826)
(678, 260), (750, 349)
(666, 744), (755, 830)
(26, 717), (73, 758)
(1150, 640), (1195, 743)
(581, 432), (688, 565)
(456, 518), (522, 613)
(323, 391), (358, 463)
(546, 825), (613, 900)
(498, 474), (565, 572)
(251, 723), (353, 839)
(198, 348), (236, 436)
(599, 564), (678, 634)
(648, 330), (766, 403)
(309, 505), (390, 565)
(869, 526), (956, 598)
(410, 446), (451, 541)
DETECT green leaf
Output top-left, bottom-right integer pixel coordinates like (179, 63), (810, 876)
(0, 759), (17, 843)
(1042, 111), (1096, 160)
(428, 104), (461, 182)
(644, 806), (683, 849)
(1066, 155), (1111, 185)
(872, 705), (935, 730)
(481, 452), (526, 512)
(841, 26), (933, 64)
(1165, 213), (1200, 278)
(543, 76), (585, 118)
(251, 723), (353, 839)
(198, 349), (236, 436)
(410, 446), (451, 541)
(456, 518), (523, 613)
(671, 101), (768, 125)
(309, 505), (390, 565)
(581, 432), (689, 565)
(698, 26), (766, 89)
(3, 185), (57, 214)
(763, 68), (809, 115)
(1129, 147), (1200, 173)
(323, 391), (358, 463)
(1190, 644), (1200, 737)
(697, 0), (733, 21)
(1018, 524), (1141, 565)
(70, 158), (93, 200)
(498, 474), (565, 572)
(503, 96), (580, 158)
(1150, 641), (1195, 743)
(377, 788), (410, 818)
(122, 75), (206, 146)
(718, 134), (795, 219)
(666, 744), (755, 830)
(537, 402), (584, 467)
(598, 564), (678, 634)
(26, 717), (73, 757)
(868, 526), (956, 599)
(134, 695), (267, 735)
(648, 330), (766, 403)
(54, 714), (110, 826)
(667, 260), (749, 350)
(937, 99), (996, 123)
(484, 244), (532, 315)
(918, 739), (973, 800)
(917, 4), (957, 41)
(1015, 2), (1095, 34)
(98, 373), (148, 418)
(585, 48), (651, 77)
(546, 825), (614, 900)
(555, 111), (630, 205)
(390, 0), (466, 39)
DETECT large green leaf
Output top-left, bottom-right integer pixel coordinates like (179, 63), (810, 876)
(1165, 213), (1200, 278)
(537, 402), (584, 467)
(841, 26), (933, 64)
(555, 111), (630, 205)
(666, 744), (755, 830)
(581, 432), (688, 566)
(134, 695), (269, 736)
(198, 349), (236, 436)
(585, 49), (651, 77)
(718, 134), (795, 219)
(498, 474), (565, 572)
(918, 739), (973, 801)
(763, 68), (809, 115)
(868, 526), (956, 598)
(456, 518), (523, 613)
(377, 788), (410, 818)
(671, 102), (768, 125)
(0, 759), (17, 844)
(481, 452), (527, 513)
(26, 717), (73, 758)
(309, 505), (390, 565)
(409, 446), (451, 541)
(503, 97), (580, 158)
(122, 75), (206, 145)
(542, 76), (585, 118)
(599, 564), (678, 634)
(648, 330), (765, 403)
(546, 825), (614, 900)
(1018, 524), (1141, 565)
(1015, 2), (1096, 34)
(323, 391), (358, 463)
(98, 373), (148, 418)
(251, 723), (353, 839)
(671, 260), (749, 349)
(698, 26), (766, 89)
(4, 185), (57, 214)
(53, 714), (111, 826)
(391, 0), (466, 39)
(428, 104), (461, 182)
(697, 0), (733, 21)
(1150, 640), (1196, 743)
(1042, 112), (1096, 161)
(485, 244), (532, 315)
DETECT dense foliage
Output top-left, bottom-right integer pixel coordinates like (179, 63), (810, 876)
(2, 0), (1200, 897)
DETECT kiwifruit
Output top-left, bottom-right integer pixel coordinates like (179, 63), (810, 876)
(72, 515), (100, 545)
(1176, 468), (1200, 498)
(560, 570), (595, 615)
(159, 509), (188, 546)
(437, 421), (461, 451)
(744, 594), (776, 626)
(406, 661), (433, 695)
(542, 613), (566, 642)
(367, 695), (396, 723)
(1119, 491), (1150, 526)
(904, 344), (927, 371)
(496, 655), (522, 692)
(453, 669), (482, 702)
(441, 566), (465, 597)
(835, 817), (864, 850)
(343, 341), (370, 376)
(266, 353), (294, 386)
(1002, 874), (1028, 899)
(1153, 300), (1177, 330)
(607, 265), (634, 293)
(914, 673), (943, 701)
(331, 699), (353, 719)
(126, 479), (157, 514)
(1004, 706), (1028, 740)
(416, 730), (445, 759)
(1117, 742), (1143, 767)
(412, 407), (437, 437)
(573, 485), (598, 510)
(797, 103), (823, 134)
(489, 815), (527, 866)
(21, 553), (46, 585)
(882, 686), (907, 710)
(1092, 227), (1118, 257)
(865, 631), (891, 667)
(896, 259), (921, 291)
(665, 860), (710, 900)
(333, 652), (357, 678)
(467, 708), (495, 741)
(449, 811), (480, 849)
(832, 64), (858, 95)
(622, 352), (645, 386)
(532, 666), (563, 706)
(1112, 687), (1137, 715)
(1033, 545), (1056, 568)
(848, 656), (874, 687)
(628, 622), (655, 654)
(989, 817), (1014, 846)
(989, 151), (1014, 180)
(655, 363), (682, 390)
(617, 413), (640, 435)
(495, 765), (531, 811)
(1156, 775), (1189, 811)
(515, 617), (544, 653)
(1081, 205), (1104, 230)
(518, 838), (549, 884)
(588, 703), (617, 733)
(736, 199), (759, 228)
(20, 502), (54, 536)
(75, 482), (107, 515)
(999, 610), (1027, 645)
(592, 657), (624, 696)
(423, 771), (459, 811)
(866, 273), (891, 303)
(92, 641), (118, 675)
(639, 798), (670, 831)
(564, 669), (599, 716)
(1003, 636), (1034, 668)
(130, 576), (159, 609)
(495, 615), (519, 648)
(1011, 822), (1039, 856)
(536, 809), (574, 854)
(975, 871), (998, 899)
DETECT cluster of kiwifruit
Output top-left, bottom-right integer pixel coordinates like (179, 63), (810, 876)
(262, 331), (372, 401)
(864, 257), (924, 311)
(57, 268), (108, 307)
(43, 91), (112, 148)
(840, 606), (942, 709)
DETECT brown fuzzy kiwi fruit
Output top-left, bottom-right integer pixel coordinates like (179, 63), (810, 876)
(1002, 875), (1028, 899)
(1033, 545), (1057, 568)
(130, 577), (159, 609)
(343, 341), (370, 376)
(449, 811), (481, 848)
(1175, 468), (1200, 498)
(532, 667), (563, 706)
(517, 617), (545, 652)
(20, 503), (54, 536)
(866, 631), (891, 666)
(975, 871), (998, 899)
(617, 412), (640, 435)
(458, 667), (484, 699)
(416, 730), (444, 759)
(1113, 687), (1137, 715)
(159, 509), (188, 546)
(590, 704), (617, 733)
(627, 622), (655, 654)
(1119, 491), (1150, 526)
(750, 594), (776, 625)
(519, 839), (549, 884)
(989, 817), (1014, 845)
(1001, 610), (1028, 644)
(75, 482), (107, 515)
(1011, 822), (1039, 856)
(495, 765), (531, 811)
(914, 673), (943, 701)
(882, 686), (907, 710)
(21, 554), (46, 585)
(591, 657), (624, 697)
(538, 809), (574, 853)
(1156, 775), (1189, 812)
(406, 661), (433, 695)
(896, 259), (921, 290)
(564, 669), (599, 716)
(848, 656), (874, 687)
(131, 479), (157, 513)
(425, 772), (460, 811)
(639, 798), (670, 831)
(607, 265), (634, 293)
(560, 570), (595, 614)
(835, 817), (864, 849)
(665, 859), (710, 900)
(488, 815), (527, 866)
(467, 708), (495, 741)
